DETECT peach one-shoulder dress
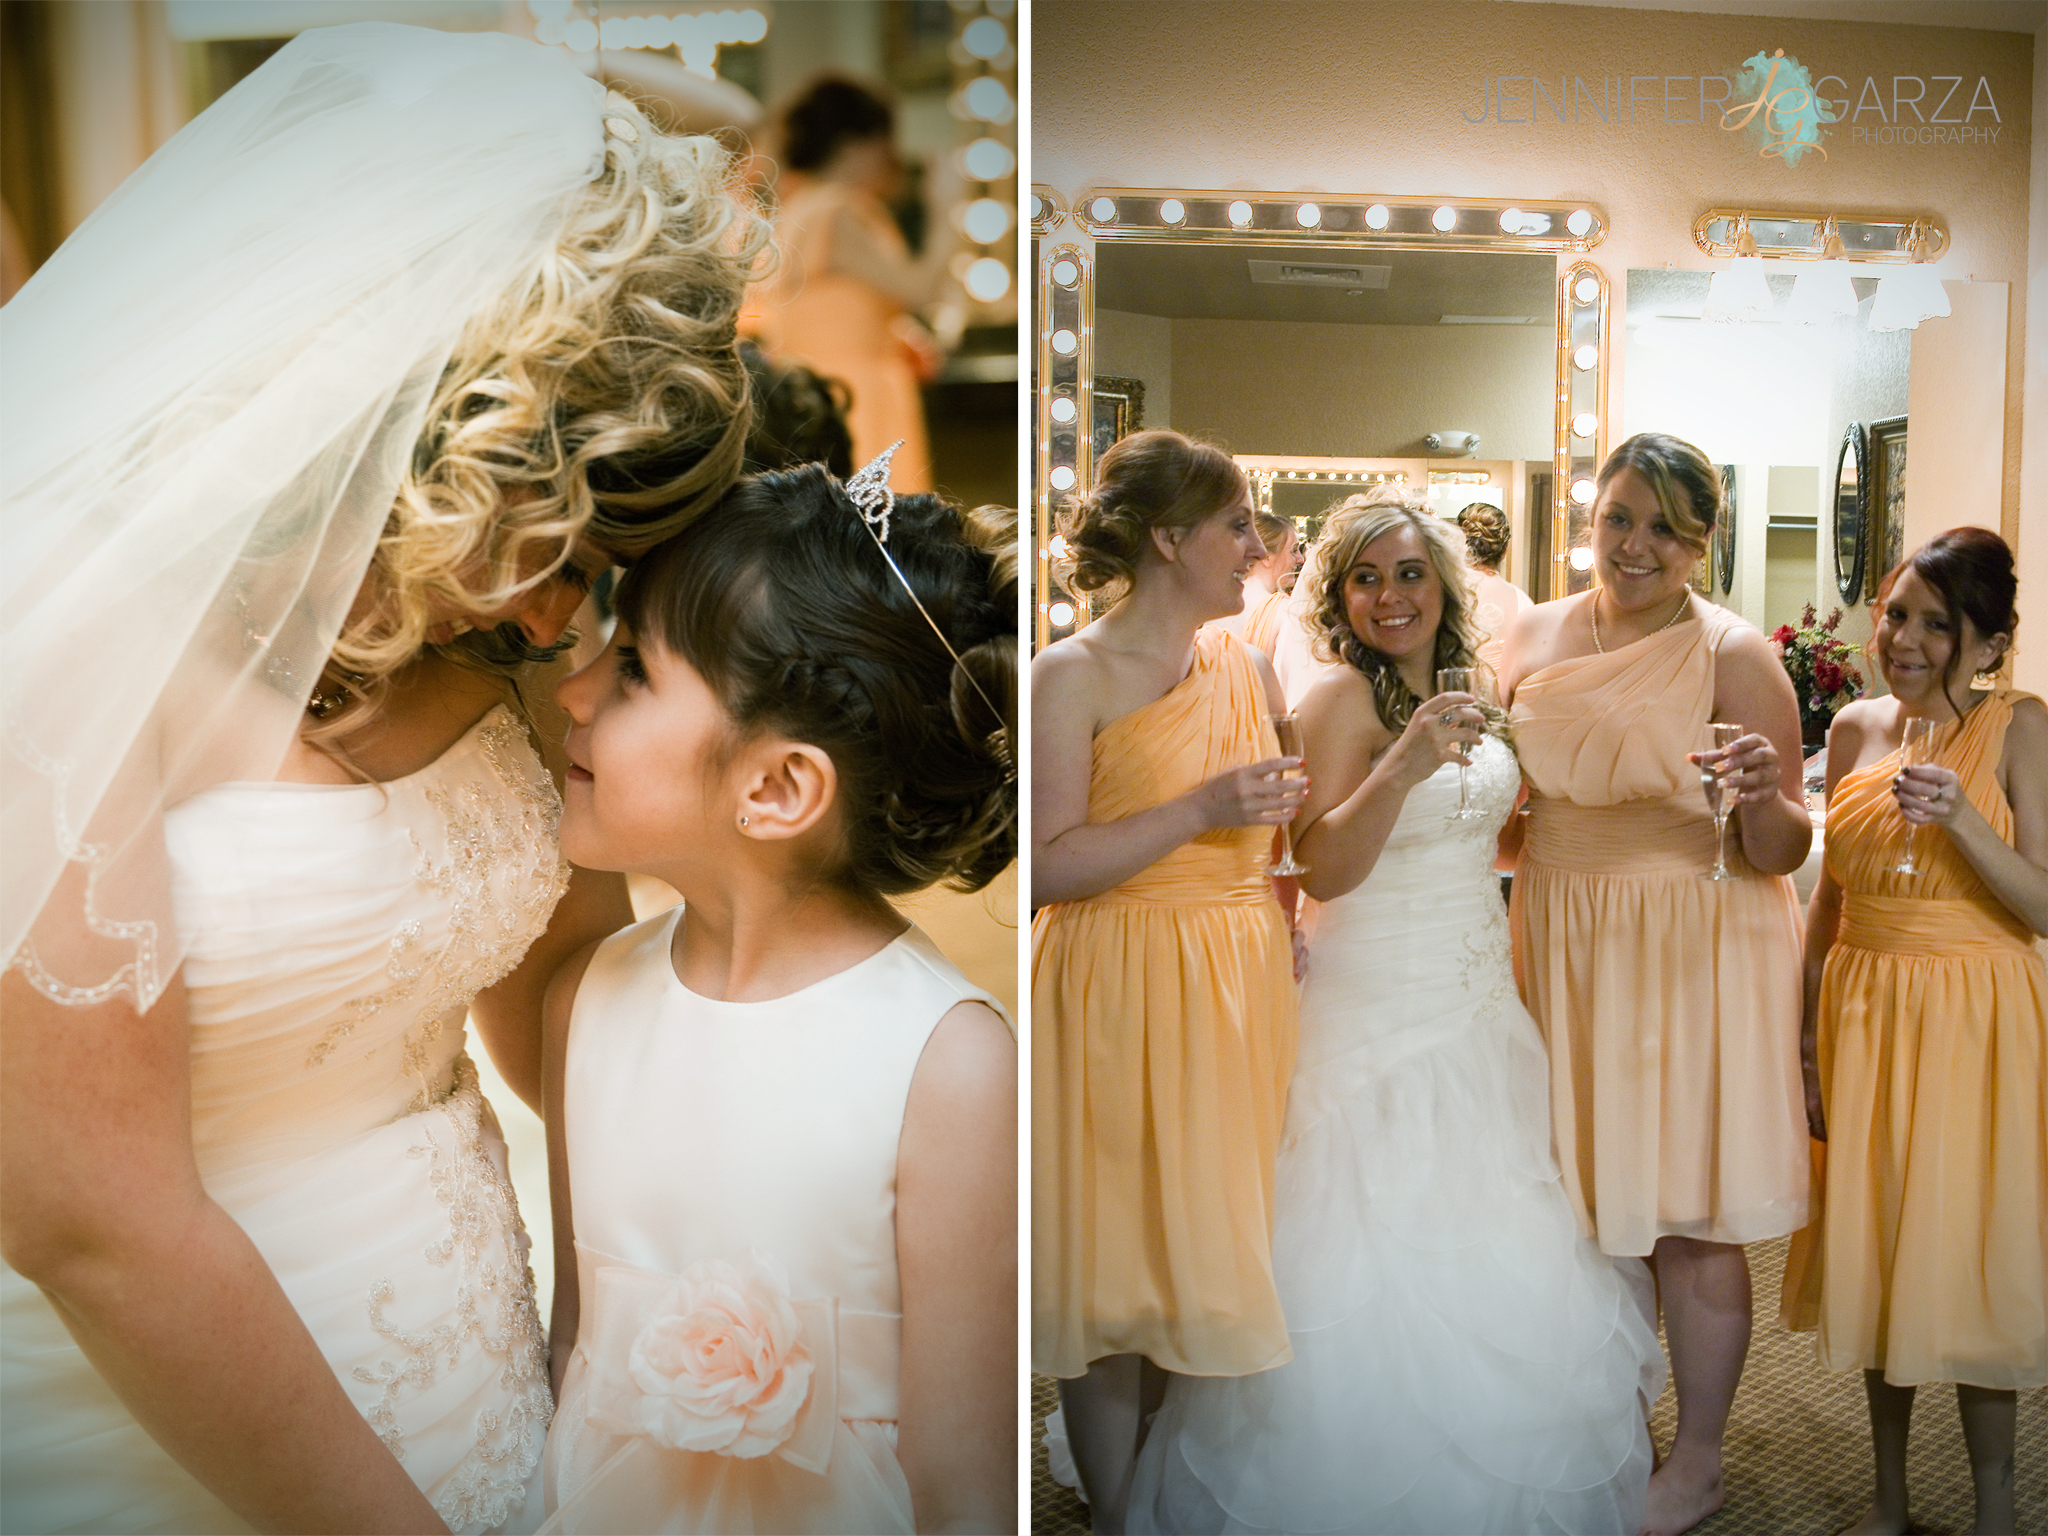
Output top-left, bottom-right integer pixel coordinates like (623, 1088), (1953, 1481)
(1509, 603), (1808, 1257)
(1785, 690), (2047, 1389)
(1032, 628), (1298, 1379)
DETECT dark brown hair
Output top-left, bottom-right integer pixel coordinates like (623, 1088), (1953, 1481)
(1596, 432), (1720, 556)
(1455, 502), (1511, 568)
(1056, 429), (1247, 600)
(1875, 526), (2018, 715)
(778, 74), (894, 173)
(616, 466), (1016, 895)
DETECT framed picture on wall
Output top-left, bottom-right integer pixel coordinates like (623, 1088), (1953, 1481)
(1866, 415), (1907, 598)
(1092, 376), (1146, 464)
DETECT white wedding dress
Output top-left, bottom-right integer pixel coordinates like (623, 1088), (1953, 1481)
(1128, 734), (1665, 1535)
(0, 704), (562, 1535)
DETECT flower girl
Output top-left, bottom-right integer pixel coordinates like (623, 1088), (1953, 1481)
(534, 453), (1017, 1534)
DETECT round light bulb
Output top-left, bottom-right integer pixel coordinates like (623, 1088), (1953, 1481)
(1574, 275), (1601, 305)
(1296, 202), (1321, 228)
(1364, 203), (1390, 230)
(563, 17), (598, 50)
(1050, 328), (1077, 355)
(1159, 198), (1186, 225)
(961, 16), (1008, 58)
(963, 76), (1013, 123)
(962, 198), (1011, 245)
(1048, 601), (1076, 627)
(1029, 194), (1044, 221)
(1498, 207), (1522, 233)
(1432, 205), (1458, 232)
(1571, 411), (1598, 439)
(1573, 343), (1598, 371)
(1050, 258), (1079, 288)
(1567, 208), (1594, 238)
(1049, 534), (1071, 557)
(963, 257), (1011, 301)
(962, 138), (1016, 181)
(1568, 545), (1596, 570)
(1569, 478), (1597, 506)
(1049, 396), (1077, 424)
(1089, 196), (1117, 222)
(1227, 200), (1254, 227)
(1050, 465), (1077, 491)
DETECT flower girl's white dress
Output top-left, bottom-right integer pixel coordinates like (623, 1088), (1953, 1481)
(537, 908), (1004, 1535)
(1128, 736), (1666, 1535)
(0, 706), (562, 1534)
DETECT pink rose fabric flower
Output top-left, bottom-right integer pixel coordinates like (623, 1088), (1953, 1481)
(626, 1250), (814, 1458)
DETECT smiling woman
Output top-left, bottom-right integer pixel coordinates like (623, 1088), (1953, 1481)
(1030, 429), (1306, 1529)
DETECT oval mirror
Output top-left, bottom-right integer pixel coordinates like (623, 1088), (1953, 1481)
(1833, 421), (1868, 604)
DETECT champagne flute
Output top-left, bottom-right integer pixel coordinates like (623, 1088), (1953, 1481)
(1435, 667), (1479, 818)
(1268, 713), (1310, 877)
(1894, 716), (1940, 876)
(1699, 721), (1743, 881)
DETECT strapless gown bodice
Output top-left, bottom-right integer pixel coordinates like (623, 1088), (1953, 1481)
(2, 704), (566, 1535)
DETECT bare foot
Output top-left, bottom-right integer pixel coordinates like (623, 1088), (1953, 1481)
(1838, 1502), (1911, 1536)
(1638, 1460), (1726, 1536)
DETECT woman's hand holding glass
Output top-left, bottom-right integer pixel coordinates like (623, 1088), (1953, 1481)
(1893, 761), (1965, 828)
(1385, 692), (1484, 793)
(1687, 730), (1782, 809)
(1192, 756), (1311, 830)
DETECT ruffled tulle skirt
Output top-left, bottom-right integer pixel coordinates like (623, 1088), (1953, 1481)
(1128, 901), (1663, 1535)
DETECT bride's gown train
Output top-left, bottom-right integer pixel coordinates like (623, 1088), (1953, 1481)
(1, 706), (561, 1534)
(1128, 736), (1665, 1535)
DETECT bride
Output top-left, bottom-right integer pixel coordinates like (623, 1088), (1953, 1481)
(1128, 492), (1664, 1535)
(1, 25), (764, 1533)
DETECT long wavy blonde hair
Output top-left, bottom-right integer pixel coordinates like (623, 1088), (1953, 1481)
(310, 95), (772, 741)
(1303, 488), (1509, 738)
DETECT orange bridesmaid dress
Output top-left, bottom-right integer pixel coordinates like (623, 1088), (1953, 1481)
(1793, 690), (2047, 1389)
(1240, 589), (1288, 660)
(1032, 628), (1298, 1379)
(1509, 603), (1809, 1257)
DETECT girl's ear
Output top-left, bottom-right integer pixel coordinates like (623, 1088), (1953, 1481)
(1150, 522), (1187, 566)
(733, 737), (837, 841)
(1974, 628), (2012, 680)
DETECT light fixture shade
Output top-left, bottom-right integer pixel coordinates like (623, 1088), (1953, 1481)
(1868, 264), (1951, 331)
(1700, 255), (1773, 323)
(1786, 261), (1858, 325)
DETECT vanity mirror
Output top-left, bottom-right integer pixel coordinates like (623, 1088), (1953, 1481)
(1033, 189), (1610, 646)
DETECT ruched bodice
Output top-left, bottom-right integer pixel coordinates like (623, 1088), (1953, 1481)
(1032, 628), (1298, 1378)
(1081, 629), (1281, 906)
(2, 703), (565, 1534)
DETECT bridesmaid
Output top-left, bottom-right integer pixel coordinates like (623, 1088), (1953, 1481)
(1792, 528), (2046, 1536)
(1209, 507), (1301, 659)
(1501, 433), (1812, 1536)
(1032, 430), (1306, 1533)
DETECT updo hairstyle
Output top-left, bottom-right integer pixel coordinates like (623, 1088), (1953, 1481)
(616, 465), (1016, 897)
(1254, 507), (1294, 555)
(740, 341), (855, 476)
(778, 73), (895, 173)
(1057, 430), (1248, 602)
(1596, 432), (1721, 557)
(314, 92), (772, 741)
(1455, 502), (1511, 569)
(1875, 526), (2019, 714)
(1304, 487), (1509, 739)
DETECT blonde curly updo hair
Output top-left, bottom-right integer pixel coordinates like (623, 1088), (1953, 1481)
(311, 94), (771, 739)
(1055, 430), (1247, 603)
(1305, 487), (1509, 739)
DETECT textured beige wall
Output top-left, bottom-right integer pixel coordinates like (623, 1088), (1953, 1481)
(1095, 307), (1175, 427)
(1038, 0), (2034, 607)
(1168, 318), (1553, 460)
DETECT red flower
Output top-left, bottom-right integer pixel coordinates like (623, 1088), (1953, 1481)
(1771, 624), (1796, 646)
(1814, 659), (1845, 695)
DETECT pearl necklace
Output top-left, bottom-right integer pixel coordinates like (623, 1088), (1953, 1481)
(1591, 589), (1690, 654)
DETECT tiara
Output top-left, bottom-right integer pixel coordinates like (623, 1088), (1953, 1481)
(845, 442), (1015, 783)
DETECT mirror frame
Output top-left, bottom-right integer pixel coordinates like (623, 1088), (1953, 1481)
(1833, 421), (1870, 605)
(1714, 465), (1738, 596)
(1033, 187), (1612, 646)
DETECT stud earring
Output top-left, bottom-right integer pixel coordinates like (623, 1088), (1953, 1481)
(738, 814), (750, 829)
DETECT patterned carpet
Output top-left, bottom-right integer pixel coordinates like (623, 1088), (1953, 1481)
(1030, 1237), (2046, 1534)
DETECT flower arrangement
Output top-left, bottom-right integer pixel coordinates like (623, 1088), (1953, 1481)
(1770, 603), (1865, 743)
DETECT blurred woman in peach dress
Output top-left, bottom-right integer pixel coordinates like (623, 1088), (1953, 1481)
(1032, 431), (1305, 1532)
(1501, 433), (1812, 1536)
(749, 75), (953, 492)
(1788, 528), (2046, 1536)
(1209, 508), (1302, 662)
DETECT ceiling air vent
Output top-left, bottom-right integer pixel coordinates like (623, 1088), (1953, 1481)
(1247, 259), (1391, 289)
